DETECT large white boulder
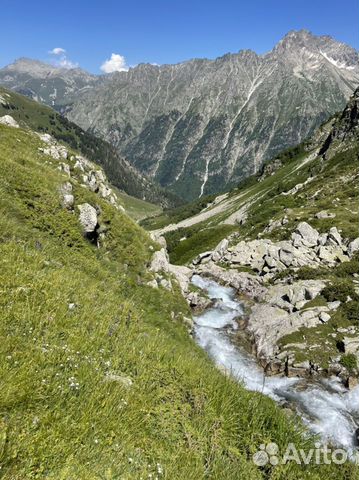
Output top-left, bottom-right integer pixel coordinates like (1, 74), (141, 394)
(348, 238), (359, 257)
(293, 222), (319, 247)
(0, 115), (19, 128)
(77, 203), (98, 234)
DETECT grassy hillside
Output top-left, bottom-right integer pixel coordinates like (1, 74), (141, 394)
(1, 123), (358, 479)
(148, 137), (358, 266)
(0, 86), (180, 209)
(116, 190), (162, 221)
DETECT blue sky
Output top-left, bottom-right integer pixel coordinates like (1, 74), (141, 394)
(1, 0), (358, 73)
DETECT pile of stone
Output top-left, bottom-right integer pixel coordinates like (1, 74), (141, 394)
(36, 133), (124, 212)
(193, 222), (359, 281)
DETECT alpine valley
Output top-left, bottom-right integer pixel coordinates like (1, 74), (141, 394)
(1, 26), (359, 480)
(1, 30), (359, 200)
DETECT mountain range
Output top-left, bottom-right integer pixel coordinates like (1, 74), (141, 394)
(1, 30), (358, 201)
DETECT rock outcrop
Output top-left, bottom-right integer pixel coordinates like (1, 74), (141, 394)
(77, 203), (99, 244)
(0, 114), (19, 128)
(190, 222), (359, 380)
(193, 222), (357, 281)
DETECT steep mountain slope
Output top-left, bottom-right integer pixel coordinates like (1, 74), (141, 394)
(144, 88), (359, 379)
(0, 57), (101, 108)
(65, 30), (359, 199)
(0, 86), (180, 209)
(1, 31), (357, 201)
(3, 118), (358, 478)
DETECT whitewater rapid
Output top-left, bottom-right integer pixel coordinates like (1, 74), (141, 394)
(192, 275), (359, 455)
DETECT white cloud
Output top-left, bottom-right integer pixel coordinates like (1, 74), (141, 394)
(57, 57), (79, 69)
(49, 47), (78, 69)
(100, 53), (129, 73)
(49, 47), (66, 55)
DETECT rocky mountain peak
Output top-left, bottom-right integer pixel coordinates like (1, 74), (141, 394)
(6, 57), (60, 76)
(1, 31), (359, 200)
(271, 30), (358, 68)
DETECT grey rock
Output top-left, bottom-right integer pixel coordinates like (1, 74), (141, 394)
(214, 238), (229, 255)
(348, 237), (359, 257)
(58, 162), (71, 176)
(211, 251), (221, 262)
(146, 279), (158, 289)
(192, 251), (213, 265)
(319, 312), (331, 323)
(293, 222), (319, 247)
(149, 248), (170, 273)
(59, 182), (74, 209)
(318, 233), (328, 246)
(77, 203), (98, 233)
(0, 114), (19, 128)
(197, 263), (267, 299)
(328, 227), (342, 246)
(343, 337), (359, 354)
(315, 210), (336, 219)
(328, 301), (341, 310)
(159, 278), (172, 290)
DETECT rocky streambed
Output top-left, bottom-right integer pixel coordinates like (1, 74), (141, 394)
(191, 274), (359, 456)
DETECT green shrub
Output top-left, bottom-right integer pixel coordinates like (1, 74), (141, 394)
(342, 300), (359, 322)
(333, 256), (359, 277)
(340, 353), (358, 372)
(296, 266), (328, 280)
(322, 280), (358, 303)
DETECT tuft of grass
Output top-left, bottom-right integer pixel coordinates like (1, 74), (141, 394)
(340, 354), (358, 372)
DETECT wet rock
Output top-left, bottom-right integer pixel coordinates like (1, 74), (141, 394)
(261, 359), (285, 375)
(196, 263), (267, 300)
(186, 291), (212, 311)
(286, 366), (308, 377)
(345, 376), (358, 390)
(193, 251), (213, 265)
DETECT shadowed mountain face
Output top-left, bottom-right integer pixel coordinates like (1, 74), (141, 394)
(1, 31), (359, 200)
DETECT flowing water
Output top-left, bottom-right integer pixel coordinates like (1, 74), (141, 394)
(192, 274), (359, 455)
